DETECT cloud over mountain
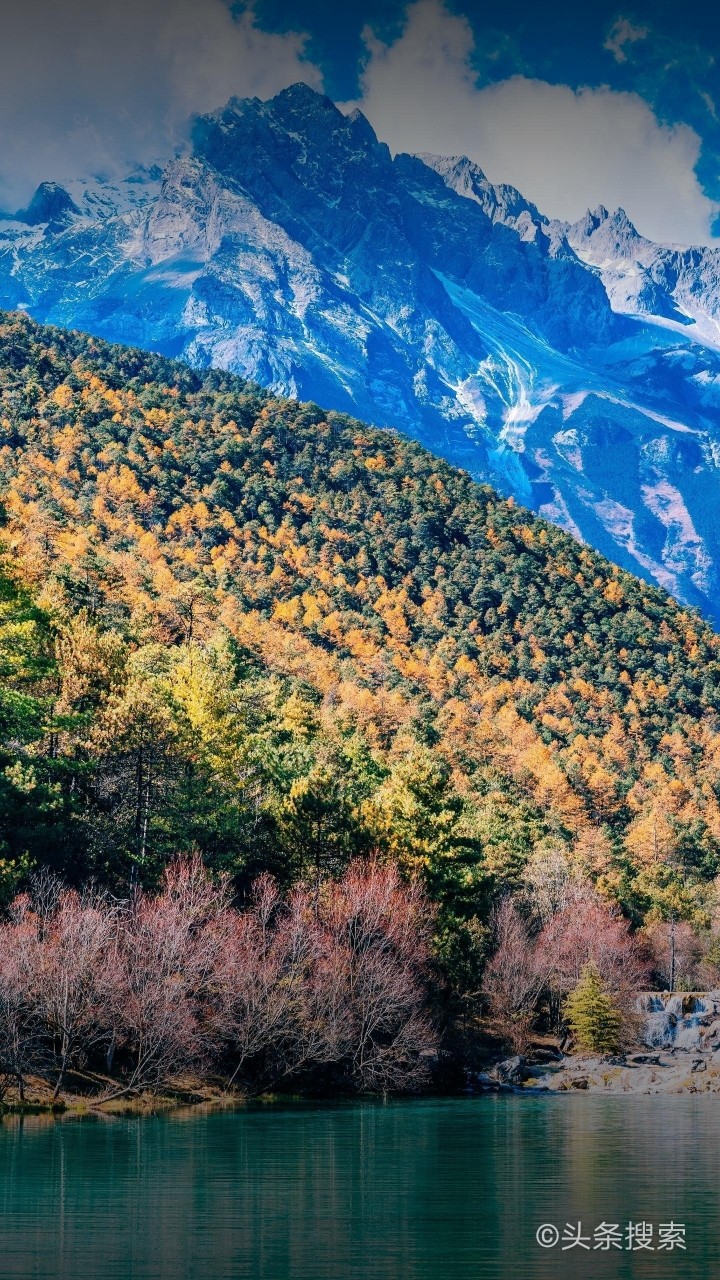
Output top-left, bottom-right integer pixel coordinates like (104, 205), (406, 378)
(1, 0), (717, 248)
(0, 0), (321, 209)
(351, 0), (720, 247)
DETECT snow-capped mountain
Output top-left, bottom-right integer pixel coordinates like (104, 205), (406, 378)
(2, 83), (720, 622)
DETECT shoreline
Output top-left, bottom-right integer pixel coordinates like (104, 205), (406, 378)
(7, 1048), (720, 1119)
(0, 1076), (248, 1120)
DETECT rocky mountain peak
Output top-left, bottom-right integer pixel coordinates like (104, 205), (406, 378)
(416, 152), (544, 233)
(611, 206), (635, 229)
(419, 153), (488, 183)
(269, 85), (383, 160)
(571, 205), (609, 239)
(17, 182), (80, 229)
(271, 81), (329, 111)
(192, 83), (390, 198)
(344, 106), (380, 148)
(570, 204), (642, 251)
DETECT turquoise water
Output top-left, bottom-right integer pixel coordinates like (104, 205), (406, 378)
(0, 1096), (717, 1279)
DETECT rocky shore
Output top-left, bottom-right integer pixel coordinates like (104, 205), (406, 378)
(533, 1049), (720, 1094)
(472, 1046), (720, 1095)
(493, 1050), (720, 1094)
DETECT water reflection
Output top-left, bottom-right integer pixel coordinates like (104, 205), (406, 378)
(0, 1097), (717, 1279)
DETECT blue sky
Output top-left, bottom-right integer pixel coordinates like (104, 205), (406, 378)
(254, 0), (720, 157)
(254, 0), (718, 105)
(1, 0), (718, 244)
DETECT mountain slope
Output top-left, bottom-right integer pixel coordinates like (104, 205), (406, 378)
(1, 311), (720, 928)
(2, 85), (720, 623)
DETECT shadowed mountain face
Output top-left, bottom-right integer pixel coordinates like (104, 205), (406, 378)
(2, 83), (720, 622)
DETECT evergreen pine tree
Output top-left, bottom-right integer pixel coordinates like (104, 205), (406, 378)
(564, 962), (620, 1053)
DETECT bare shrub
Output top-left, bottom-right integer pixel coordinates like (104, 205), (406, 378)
(320, 860), (436, 1092)
(107, 855), (230, 1098)
(214, 875), (319, 1090)
(521, 845), (588, 925)
(535, 888), (651, 1040)
(483, 898), (544, 1053)
(34, 888), (118, 1097)
(0, 857), (438, 1100)
(216, 861), (436, 1094)
(536, 891), (650, 997)
(0, 898), (42, 1100)
(644, 919), (703, 991)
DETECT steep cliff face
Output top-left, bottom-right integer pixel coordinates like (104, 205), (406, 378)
(2, 83), (720, 622)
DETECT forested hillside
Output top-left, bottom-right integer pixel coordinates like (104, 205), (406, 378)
(1, 311), (719, 986)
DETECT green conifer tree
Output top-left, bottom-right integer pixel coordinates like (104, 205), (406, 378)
(564, 962), (620, 1054)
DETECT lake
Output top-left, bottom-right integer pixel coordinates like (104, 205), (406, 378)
(0, 1096), (717, 1279)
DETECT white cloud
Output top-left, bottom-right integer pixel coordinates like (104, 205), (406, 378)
(351, 0), (719, 247)
(604, 17), (650, 64)
(0, 1), (322, 210)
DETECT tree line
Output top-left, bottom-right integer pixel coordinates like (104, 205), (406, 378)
(4, 845), (707, 1101)
(0, 857), (434, 1101)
